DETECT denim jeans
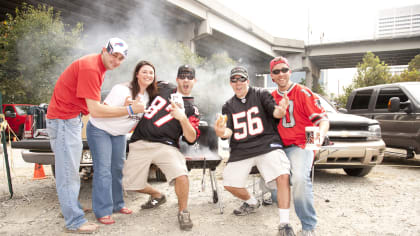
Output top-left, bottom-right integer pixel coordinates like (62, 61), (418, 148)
(86, 121), (126, 218)
(46, 116), (86, 230)
(270, 146), (317, 231)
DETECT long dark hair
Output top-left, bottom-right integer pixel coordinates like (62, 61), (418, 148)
(130, 60), (158, 103)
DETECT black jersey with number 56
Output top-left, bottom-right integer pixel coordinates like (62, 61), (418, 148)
(130, 81), (200, 148)
(222, 87), (283, 162)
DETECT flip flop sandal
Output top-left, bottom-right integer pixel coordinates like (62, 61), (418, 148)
(118, 207), (133, 214)
(97, 215), (115, 225)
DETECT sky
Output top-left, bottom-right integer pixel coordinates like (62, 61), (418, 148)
(216, 0), (419, 96)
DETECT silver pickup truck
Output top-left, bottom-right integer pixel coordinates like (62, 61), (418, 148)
(315, 95), (385, 176)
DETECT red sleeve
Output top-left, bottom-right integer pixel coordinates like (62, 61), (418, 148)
(188, 115), (200, 140)
(299, 88), (328, 125)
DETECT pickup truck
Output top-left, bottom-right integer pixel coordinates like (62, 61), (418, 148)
(315, 95), (385, 176)
(2, 104), (35, 139)
(345, 82), (420, 159)
(11, 104), (218, 179)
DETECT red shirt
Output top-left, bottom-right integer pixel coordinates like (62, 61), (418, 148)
(47, 54), (106, 119)
(272, 83), (328, 148)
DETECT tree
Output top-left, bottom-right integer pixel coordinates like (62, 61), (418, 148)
(389, 54), (420, 83)
(336, 52), (392, 107)
(0, 4), (83, 104)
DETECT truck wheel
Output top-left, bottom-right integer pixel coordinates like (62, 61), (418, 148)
(51, 165), (56, 178)
(343, 166), (373, 177)
(18, 125), (24, 139)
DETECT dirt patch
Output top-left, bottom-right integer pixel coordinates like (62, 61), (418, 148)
(1, 148), (420, 235)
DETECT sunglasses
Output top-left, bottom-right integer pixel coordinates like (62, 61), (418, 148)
(230, 76), (248, 83)
(178, 74), (194, 80)
(272, 68), (290, 74)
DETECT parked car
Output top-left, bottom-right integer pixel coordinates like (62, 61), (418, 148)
(2, 104), (35, 139)
(345, 82), (420, 159)
(314, 95), (385, 176)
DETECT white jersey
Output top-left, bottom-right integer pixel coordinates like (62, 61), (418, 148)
(89, 83), (149, 136)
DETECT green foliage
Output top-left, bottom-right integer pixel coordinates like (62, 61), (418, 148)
(353, 52), (390, 87)
(0, 3), (83, 104)
(408, 54), (420, 71)
(336, 52), (392, 108)
(388, 54), (420, 83)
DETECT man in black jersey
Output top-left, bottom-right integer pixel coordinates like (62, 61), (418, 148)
(122, 65), (200, 231)
(214, 66), (295, 236)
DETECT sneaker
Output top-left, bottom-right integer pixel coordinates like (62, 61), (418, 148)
(262, 197), (273, 206)
(278, 223), (295, 236)
(301, 229), (316, 236)
(178, 209), (193, 231)
(233, 201), (261, 216)
(141, 194), (167, 209)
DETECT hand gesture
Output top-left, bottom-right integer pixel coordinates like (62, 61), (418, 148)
(169, 100), (187, 121)
(123, 96), (133, 106)
(274, 94), (289, 118)
(130, 96), (146, 114)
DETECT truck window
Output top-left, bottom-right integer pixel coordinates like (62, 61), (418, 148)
(15, 105), (31, 115)
(351, 89), (373, 110)
(4, 106), (15, 114)
(375, 88), (408, 110)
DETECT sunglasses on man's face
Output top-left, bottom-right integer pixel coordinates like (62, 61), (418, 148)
(272, 68), (290, 75)
(178, 74), (194, 80)
(230, 76), (248, 83)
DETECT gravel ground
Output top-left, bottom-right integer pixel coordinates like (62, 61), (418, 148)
(1, 147), (420, 236)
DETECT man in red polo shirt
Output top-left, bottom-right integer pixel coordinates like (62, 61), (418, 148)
(46, 38), (145, 234)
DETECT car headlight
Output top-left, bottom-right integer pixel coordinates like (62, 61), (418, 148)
(367, 124), (381, 140)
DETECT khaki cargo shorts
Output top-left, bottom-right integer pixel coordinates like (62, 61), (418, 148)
(223, 149), (290, 189)
(122, 140), (188, 190)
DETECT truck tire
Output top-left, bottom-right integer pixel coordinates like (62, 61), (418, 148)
(18, 125), (24, 139)
(343, 166), (373, 177)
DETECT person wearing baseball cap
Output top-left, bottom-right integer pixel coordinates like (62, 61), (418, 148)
(122, 64), (200, 231)
(214, 66), (295, 235)
(46, 37), (146, 234)
(270, 56), (329, 236)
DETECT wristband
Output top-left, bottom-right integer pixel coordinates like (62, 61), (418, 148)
(128, 104), (134, 115)
(126, 106), (132, 115)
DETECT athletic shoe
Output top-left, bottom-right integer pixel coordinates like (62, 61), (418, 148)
(178, 209), (193, 231)
(141, 194), (167, 209)
(278, 223), (295, 236)
(233, 201), (260, 216)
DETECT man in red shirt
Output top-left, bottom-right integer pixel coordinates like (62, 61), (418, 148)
(270, 56), (329, 236)
(46, 38), (145, 234)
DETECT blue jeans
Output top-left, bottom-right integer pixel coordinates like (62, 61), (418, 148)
(86, 121), (126, 218)
(270, 146), (317, 231)
(47, 116), (86, 230)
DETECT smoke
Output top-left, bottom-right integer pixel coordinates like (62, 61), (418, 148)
(62, 0), (242, 124)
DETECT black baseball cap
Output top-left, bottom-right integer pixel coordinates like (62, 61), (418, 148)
(230, 66), (248, 79)
(177, 65), (195, 78)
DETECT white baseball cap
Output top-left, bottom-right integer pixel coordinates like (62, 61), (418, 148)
(105, 37), (128, 58)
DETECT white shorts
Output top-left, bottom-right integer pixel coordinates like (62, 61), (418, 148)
(223, 149), (290, 189)
(122, 140), (188, 190)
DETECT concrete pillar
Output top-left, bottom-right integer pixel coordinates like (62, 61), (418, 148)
(302, 56), (320, 90)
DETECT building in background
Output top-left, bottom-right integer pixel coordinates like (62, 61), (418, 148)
(376, 4), (420, 38)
